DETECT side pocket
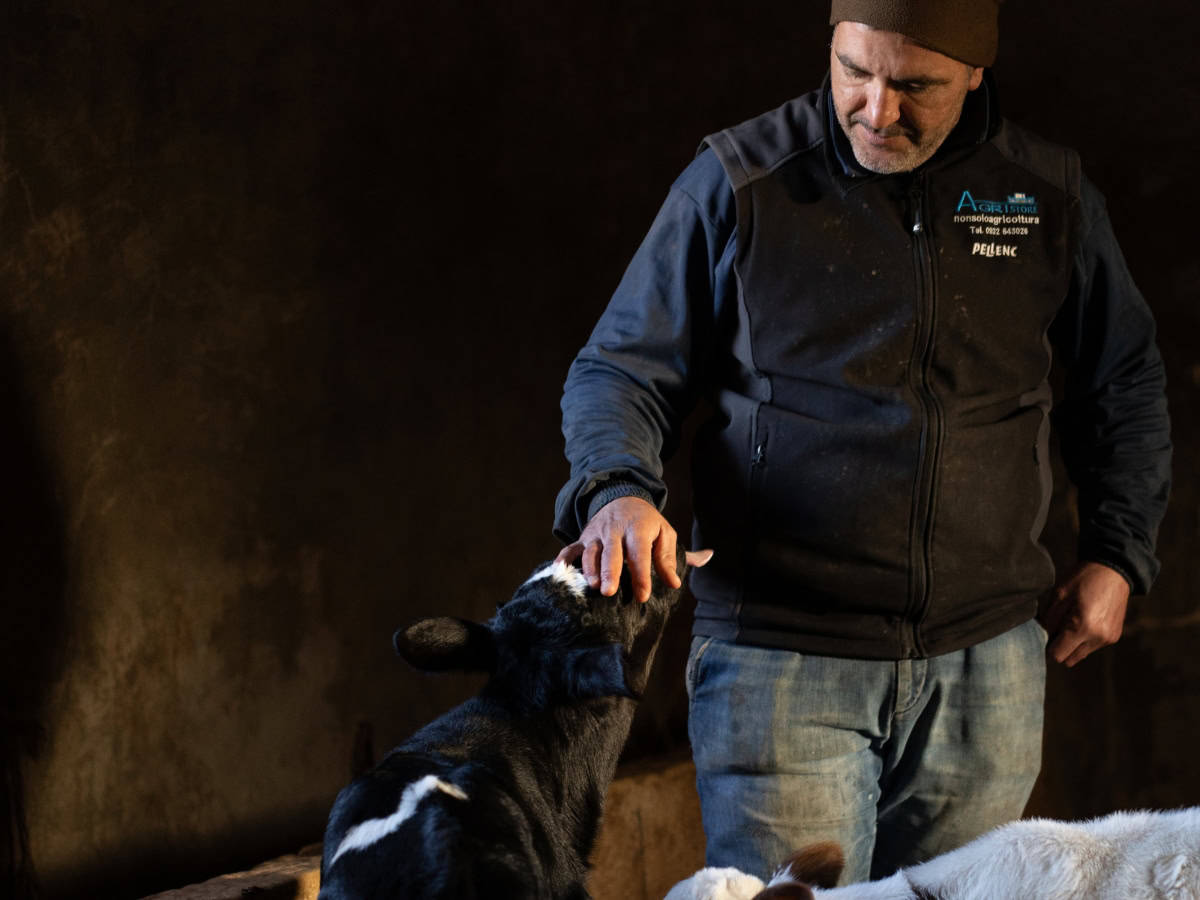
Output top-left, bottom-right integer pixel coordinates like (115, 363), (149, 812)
(748, 403), (767, 493)
(684, 636), (715, 703)
(742, 402), (767, 586)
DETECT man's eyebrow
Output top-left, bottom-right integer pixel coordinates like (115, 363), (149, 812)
(892, 74), (953, 88)
(835, 52), (868, 73)
(834, 52), (953, 88)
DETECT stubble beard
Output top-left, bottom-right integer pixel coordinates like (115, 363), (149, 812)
(845, 119), (943, 174)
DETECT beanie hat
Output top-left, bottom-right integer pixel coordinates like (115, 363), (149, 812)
(830, 0), (1001, 67)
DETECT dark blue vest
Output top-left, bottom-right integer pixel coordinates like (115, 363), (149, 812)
(689, 79), (1082, 659)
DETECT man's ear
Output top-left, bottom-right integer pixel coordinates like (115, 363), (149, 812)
(393, 617), (496, 673)
(562, 644), (637, 701)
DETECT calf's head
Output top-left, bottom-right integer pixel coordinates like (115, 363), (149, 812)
(393, 549), (689, 706)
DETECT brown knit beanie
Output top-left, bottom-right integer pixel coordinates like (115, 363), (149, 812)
(830, 0), (1001, 67)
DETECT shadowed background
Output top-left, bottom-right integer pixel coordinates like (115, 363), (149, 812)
(0, 1), (1196, 897)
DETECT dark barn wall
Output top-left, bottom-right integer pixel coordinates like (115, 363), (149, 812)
(0, 2), (1195, 897)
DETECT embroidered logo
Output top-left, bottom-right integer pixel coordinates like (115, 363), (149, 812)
(956, 191), (1039, 215)
(971, 242), (1018, 258)
(953, 189), (1041, 250)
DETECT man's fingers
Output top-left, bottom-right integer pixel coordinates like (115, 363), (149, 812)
(1048, 631), (1079, 666)
(686, 549), (714, 568)
(599, 538), (625, 597)
(653, 527), (681, 596)
(623, 537), (654, 604)
(1043, 561), (1130, 668)
(1063, 640), (1099, 668)
(1049, 618), (1118, 667)
(556, 542), (583, 565)
(582, 540), (603, 589)
(563, 499), (703, 602)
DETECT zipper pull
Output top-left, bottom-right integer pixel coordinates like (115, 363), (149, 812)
(910, 179), (925, 234)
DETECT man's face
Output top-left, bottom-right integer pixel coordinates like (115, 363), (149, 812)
(830, 22), (984, 174)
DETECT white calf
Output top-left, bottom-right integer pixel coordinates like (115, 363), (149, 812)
(668, 807), (1200, 900)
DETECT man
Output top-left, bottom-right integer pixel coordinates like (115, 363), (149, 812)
(553, 0), (1171, 886)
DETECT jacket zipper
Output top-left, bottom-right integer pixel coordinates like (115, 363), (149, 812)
(905, 175), (942, 658)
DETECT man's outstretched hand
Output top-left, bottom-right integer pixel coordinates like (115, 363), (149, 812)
(556, 496), (712, 604)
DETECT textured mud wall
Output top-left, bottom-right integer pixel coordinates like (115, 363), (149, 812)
(0, 2), (1195, 897)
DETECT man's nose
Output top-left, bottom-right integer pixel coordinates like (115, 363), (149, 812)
(862, 81), (901, 130)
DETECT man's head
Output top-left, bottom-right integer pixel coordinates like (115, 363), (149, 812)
(828, 0), (1000, 173)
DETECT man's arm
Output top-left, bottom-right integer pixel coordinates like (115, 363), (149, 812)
(1044, 175), (1172, 665)
(554, 149), (736, 602)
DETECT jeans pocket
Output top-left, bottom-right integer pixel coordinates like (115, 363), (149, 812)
(685, 636), (715, 703)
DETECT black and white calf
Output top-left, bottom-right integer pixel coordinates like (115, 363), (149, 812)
(318, 549), (705, 900)
(667, 807), (1200, 900)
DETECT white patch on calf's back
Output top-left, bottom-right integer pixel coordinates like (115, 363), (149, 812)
(524, 560), (589, 599)
(329, 775), (468, 868)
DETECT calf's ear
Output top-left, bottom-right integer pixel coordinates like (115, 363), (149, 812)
(394, 617), (497, 673)
(782, 841), (844, 890)
(563, 644), (637, 701)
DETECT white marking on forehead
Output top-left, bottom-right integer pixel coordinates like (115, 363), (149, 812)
(524, 560), (589, 598)
(329, 775), (468, 868)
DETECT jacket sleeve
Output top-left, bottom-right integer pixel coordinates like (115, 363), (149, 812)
(1049, 175), (1172, 595)
(553, 150), (736, 542)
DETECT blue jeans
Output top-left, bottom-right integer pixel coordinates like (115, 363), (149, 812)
(686, 619), (1047, 884)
